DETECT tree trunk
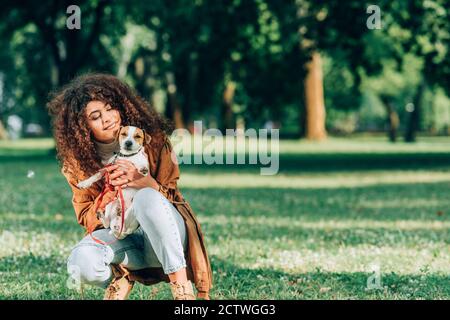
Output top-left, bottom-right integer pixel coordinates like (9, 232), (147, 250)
(380, 96), (399, 142)
(0, 120), (9, 140)
(165, 72), (185, 130)
(304, 52), (327, 140)
(167, 90), (185, 130)
(298, 100), (306, 138)
(404, 81), (426, 143)
(221, 82), (236, 132)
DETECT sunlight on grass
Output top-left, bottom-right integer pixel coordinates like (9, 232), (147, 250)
(3, 136), (450, 154)
(280, 136), (450, 154)
(234, 243), (449, 275)
(0, 230), (73, 258)
(200, 215), (450, 230)
(0, 138), (54, 149)
(179, 171), (450, 189)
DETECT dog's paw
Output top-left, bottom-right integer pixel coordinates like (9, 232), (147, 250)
(115, 233), (127, 240)
(98, 212), (110, 228)
(110, 226), (127, 240)
(139, 167), (149, 176)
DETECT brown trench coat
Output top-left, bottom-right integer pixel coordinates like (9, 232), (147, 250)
(61, 135), (213, 299)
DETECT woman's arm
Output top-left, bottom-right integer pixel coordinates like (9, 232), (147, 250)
(61, 168), (105, 232)
(153, 136), (181, 202)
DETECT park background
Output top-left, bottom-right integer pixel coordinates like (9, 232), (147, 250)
(0, 0), (449, 299)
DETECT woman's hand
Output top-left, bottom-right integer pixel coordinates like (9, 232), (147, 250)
(109, 159), (159, 190)
(97, 189), (118, 212)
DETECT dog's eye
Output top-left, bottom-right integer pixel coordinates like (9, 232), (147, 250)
(121, 133), (127, 136)
(135, 135), (142, 139)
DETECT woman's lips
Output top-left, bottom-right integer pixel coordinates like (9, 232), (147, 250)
(104, 122), (116, 130)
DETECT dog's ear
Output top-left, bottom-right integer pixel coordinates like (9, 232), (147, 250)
(143, 129), (152, 145)
(115, 125), (124, 140)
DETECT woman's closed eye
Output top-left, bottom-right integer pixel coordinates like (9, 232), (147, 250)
(89, 105), (114, 121)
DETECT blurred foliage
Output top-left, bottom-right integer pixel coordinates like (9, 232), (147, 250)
(0, 0), (448, 137)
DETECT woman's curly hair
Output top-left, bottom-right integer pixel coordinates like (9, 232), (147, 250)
(47, 73), (174, 180)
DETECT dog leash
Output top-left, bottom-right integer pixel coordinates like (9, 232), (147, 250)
(88, 163), (126, 246)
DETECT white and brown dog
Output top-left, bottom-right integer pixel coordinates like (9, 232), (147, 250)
(77, 125), (151, 239)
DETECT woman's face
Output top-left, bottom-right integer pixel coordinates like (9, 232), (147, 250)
(84, 100), (122, 143)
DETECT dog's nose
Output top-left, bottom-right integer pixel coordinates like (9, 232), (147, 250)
(125, 140), (133, 148)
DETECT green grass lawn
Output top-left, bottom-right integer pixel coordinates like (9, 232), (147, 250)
(0, 136), (449, 299)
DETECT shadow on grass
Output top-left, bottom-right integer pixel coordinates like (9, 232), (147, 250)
(179, 153), (450, 173)
(0, 254), (74, 300)
(3, 151), (450, 173)
(0, 253), (64, 273)
(203, 223), (449, 246)
(209, 257), (450, 299)
(0, 148), (56, 160)
(0, 251), (448, 299)
(182, 181), (450, 221)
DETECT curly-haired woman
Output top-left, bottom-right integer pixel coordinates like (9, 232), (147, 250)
(47, 73), (212, 300)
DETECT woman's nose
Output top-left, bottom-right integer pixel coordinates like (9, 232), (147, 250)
(102, 112), (114, 125)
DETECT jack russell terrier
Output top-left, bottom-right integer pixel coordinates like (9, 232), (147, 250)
(77, 125), (151, 240)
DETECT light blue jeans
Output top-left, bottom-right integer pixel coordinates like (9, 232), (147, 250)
(67, 187), (188, 288)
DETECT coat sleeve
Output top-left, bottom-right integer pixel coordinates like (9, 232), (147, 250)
(61, 168), (104, 232)
(153, 136), (183, 203)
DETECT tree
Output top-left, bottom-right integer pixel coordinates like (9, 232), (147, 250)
(303, 52), (326, 139)
(0, 0), (127, 134)
(395, 0), (450, 141)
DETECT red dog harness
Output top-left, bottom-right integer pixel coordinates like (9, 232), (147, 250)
(89, 163), (126, 245)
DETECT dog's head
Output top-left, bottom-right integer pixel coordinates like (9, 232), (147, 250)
(116, 126), (151, 155)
